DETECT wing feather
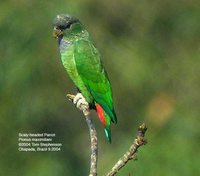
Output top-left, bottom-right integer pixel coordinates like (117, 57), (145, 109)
(74, 39), (117, 123)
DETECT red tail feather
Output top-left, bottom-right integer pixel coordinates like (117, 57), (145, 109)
(96, 104), (106, 127)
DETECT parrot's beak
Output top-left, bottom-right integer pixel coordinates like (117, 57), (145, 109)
(53, 27), (63, 38)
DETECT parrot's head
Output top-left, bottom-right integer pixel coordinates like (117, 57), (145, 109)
(53, 14), (83, 42)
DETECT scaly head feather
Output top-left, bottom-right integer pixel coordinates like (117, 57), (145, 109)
(53, 14), (85, 42)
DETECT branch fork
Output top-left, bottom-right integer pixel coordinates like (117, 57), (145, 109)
(66, 93), (147, 176)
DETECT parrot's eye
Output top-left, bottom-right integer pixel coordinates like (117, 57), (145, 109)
(65, 23), (72, 29)
(56, 22), (72, 30)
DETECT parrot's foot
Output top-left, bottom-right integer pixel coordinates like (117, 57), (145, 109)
(73, 93), (89, 113)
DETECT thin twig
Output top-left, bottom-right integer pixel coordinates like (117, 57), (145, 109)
(105, 123), (147, 176)
(66, 93), (98, 176)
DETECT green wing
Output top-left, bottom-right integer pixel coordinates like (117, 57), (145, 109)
(74, 39), (117, 123)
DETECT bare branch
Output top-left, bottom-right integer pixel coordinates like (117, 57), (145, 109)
(105, 123), (147, 176)
(67, 93), (98, 176)
(66, 93), (147, 176)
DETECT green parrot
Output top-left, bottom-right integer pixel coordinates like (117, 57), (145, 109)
(53, 14), (117, 142)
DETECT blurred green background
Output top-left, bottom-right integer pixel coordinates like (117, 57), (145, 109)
(0, 0), (199, 175)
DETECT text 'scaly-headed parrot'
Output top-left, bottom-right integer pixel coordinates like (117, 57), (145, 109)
(53, 14), (117, 142)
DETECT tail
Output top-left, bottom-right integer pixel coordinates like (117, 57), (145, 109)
(96, 103), (112, 142)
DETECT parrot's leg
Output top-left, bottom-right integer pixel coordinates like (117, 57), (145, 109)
(73, 93), (89, 110)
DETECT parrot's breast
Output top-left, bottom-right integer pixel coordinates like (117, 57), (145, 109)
(59, 39), (71, 54)
(59, 38), (93, 103)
